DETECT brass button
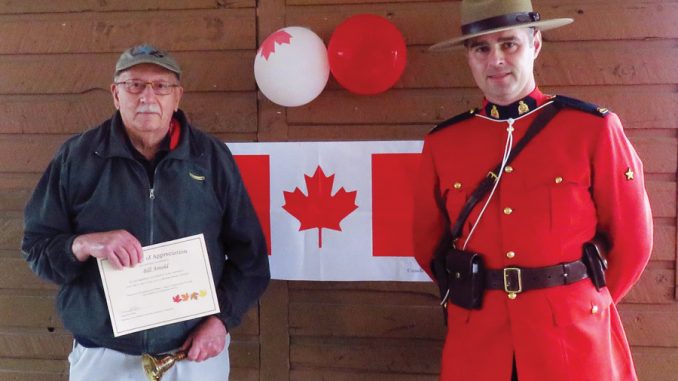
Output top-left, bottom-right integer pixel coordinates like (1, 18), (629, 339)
(506, 251), (516, 259)
(591, 305), (599, 314)
(453, 182), (462, 190)
(555, 176), (563, 184)
(503, 207), (513, 215)
(504, 165), (513, 173)
(508, 292), (517, 300)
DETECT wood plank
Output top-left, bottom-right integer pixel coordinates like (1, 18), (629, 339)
(633, 346), (678, 381)
(0, 358), (66, 381)
(0, 173), (40, 189)
(0, 318), (258, 366)
(0, 212), (24, 250)
(230, 338), (259, 369)
(287, 85), (678, 130)
(285, 1), (678, 44)
(0, 328), (71, 359)
(0, 1), (254, 13)
(0, 51), (254, 94)
(289, 302), (444, 339)
(290, 288), (436, 307)
(0, 257), (57, 290)
(0, 9), (254, 54)
(652, 223), (676, 262)
(618, 304), (678, 347)
(410, 40), (678, 88)
(229, 368), (259, 381)
(260, 280), (290, 381)
(0, 91), (257, 135)
(291, 336), (441, 374)
(646, 180), (676, 219)
(290, 369), (437, 381)
(0, 135), (70, 173)
(0, 189), (32, 212)
(228, 304), (260, 337)
(0, 131), (259, 173)
(287, 124), (431, 141)
(623, 267), (675, 304)
(629, 136), (677, 174)
(289, 280), (438, 295)
(0, 41), (678, 94)
(0, 293), (62, 329)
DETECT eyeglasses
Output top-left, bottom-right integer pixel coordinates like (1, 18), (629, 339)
(114, 80), (180, 95)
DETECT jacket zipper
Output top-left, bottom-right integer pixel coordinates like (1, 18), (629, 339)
(149, 187), (155, 245)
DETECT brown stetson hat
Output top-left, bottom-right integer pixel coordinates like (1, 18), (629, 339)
(430, 0), (573, 51)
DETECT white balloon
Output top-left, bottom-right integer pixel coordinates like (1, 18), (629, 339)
(254, 26), (329, 107)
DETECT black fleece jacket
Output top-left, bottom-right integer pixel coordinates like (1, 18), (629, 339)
(21, 110), (270, 355)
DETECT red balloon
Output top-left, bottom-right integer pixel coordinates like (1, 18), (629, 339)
(328, 14), (407, 95)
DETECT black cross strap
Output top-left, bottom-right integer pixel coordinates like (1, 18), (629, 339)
(449, 102), (561, 240)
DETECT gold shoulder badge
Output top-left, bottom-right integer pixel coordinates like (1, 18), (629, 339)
(189, 172), (206, 181)
(624, 167), (634, 181)
(490, 105), (499, 119)
(518, 101), (529, 115)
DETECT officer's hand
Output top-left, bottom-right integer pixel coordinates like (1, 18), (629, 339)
(180, 316), (228, 362)
(71, 230), (143, 269)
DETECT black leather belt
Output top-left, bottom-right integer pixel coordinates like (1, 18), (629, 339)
(485, 260), (589, 294)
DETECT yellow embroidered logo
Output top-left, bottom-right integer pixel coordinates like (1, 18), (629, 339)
(189, 172), (205, 181)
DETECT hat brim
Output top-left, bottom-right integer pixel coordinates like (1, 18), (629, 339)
(429, 18), (573, 51)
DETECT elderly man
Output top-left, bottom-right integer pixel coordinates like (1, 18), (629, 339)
(22, 44), (270, 380)
(413, 1), (652, 380)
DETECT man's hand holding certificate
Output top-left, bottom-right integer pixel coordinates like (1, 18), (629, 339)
(97, 234), (220, 337)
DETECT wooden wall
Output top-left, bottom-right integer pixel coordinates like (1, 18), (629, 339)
(0, 1), (675, 380)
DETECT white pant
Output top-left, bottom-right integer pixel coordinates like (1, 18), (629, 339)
(68, 336), (231, 381)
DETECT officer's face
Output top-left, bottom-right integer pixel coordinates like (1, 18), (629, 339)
(111, 64), (183, 141)
(466, 28), (542, 105)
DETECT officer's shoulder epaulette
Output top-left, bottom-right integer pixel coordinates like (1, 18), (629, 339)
(553, 95), (610, 117)
(429, 108), (479, 134)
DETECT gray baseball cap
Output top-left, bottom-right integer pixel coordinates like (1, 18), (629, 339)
(115, 43), (182, 79)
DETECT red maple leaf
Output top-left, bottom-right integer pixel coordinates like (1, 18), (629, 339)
(258, 30), (293, 60)
(283, 166), (358, 248)
(172, 295), (181, 303)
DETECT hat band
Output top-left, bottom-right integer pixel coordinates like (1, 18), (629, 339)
(461, 12), (541, 36)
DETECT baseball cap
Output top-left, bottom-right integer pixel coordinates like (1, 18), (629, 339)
(115, 43), (182, 79)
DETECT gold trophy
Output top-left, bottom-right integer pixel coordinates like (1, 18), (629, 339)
(142, 350), (187, 381)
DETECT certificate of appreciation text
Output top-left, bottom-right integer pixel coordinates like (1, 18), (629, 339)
(97, 234), (220, 337)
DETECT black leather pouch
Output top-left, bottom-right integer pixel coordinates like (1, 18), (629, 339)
(445, 248), (485, 310)
(582, 239), (608, 291)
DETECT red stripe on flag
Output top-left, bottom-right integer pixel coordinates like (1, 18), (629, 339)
(372, 153), (421, 257)
(233, 155), (271, 255)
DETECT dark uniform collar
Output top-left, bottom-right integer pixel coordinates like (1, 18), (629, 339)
(481, 87), (551, 120)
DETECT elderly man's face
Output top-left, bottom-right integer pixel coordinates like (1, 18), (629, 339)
(466, 28), (541, 105)
(111, 64), (183, 138)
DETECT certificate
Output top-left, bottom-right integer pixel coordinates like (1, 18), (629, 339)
(97, 234), (220, 337)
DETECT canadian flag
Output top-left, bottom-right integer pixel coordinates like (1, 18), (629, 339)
(229, 141), (429, 282)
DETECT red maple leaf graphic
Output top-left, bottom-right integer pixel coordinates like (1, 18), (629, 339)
(172, 295), (181, 303)
(283, 166), (358, 248)
(258, 30), (293, 60)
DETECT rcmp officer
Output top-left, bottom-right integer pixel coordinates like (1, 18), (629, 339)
(412, 1), (653, 381)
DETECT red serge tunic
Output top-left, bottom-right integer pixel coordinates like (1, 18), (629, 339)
(413, 88), (653, 381)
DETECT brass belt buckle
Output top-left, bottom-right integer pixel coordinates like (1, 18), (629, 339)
(503, 267), (522, 299)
